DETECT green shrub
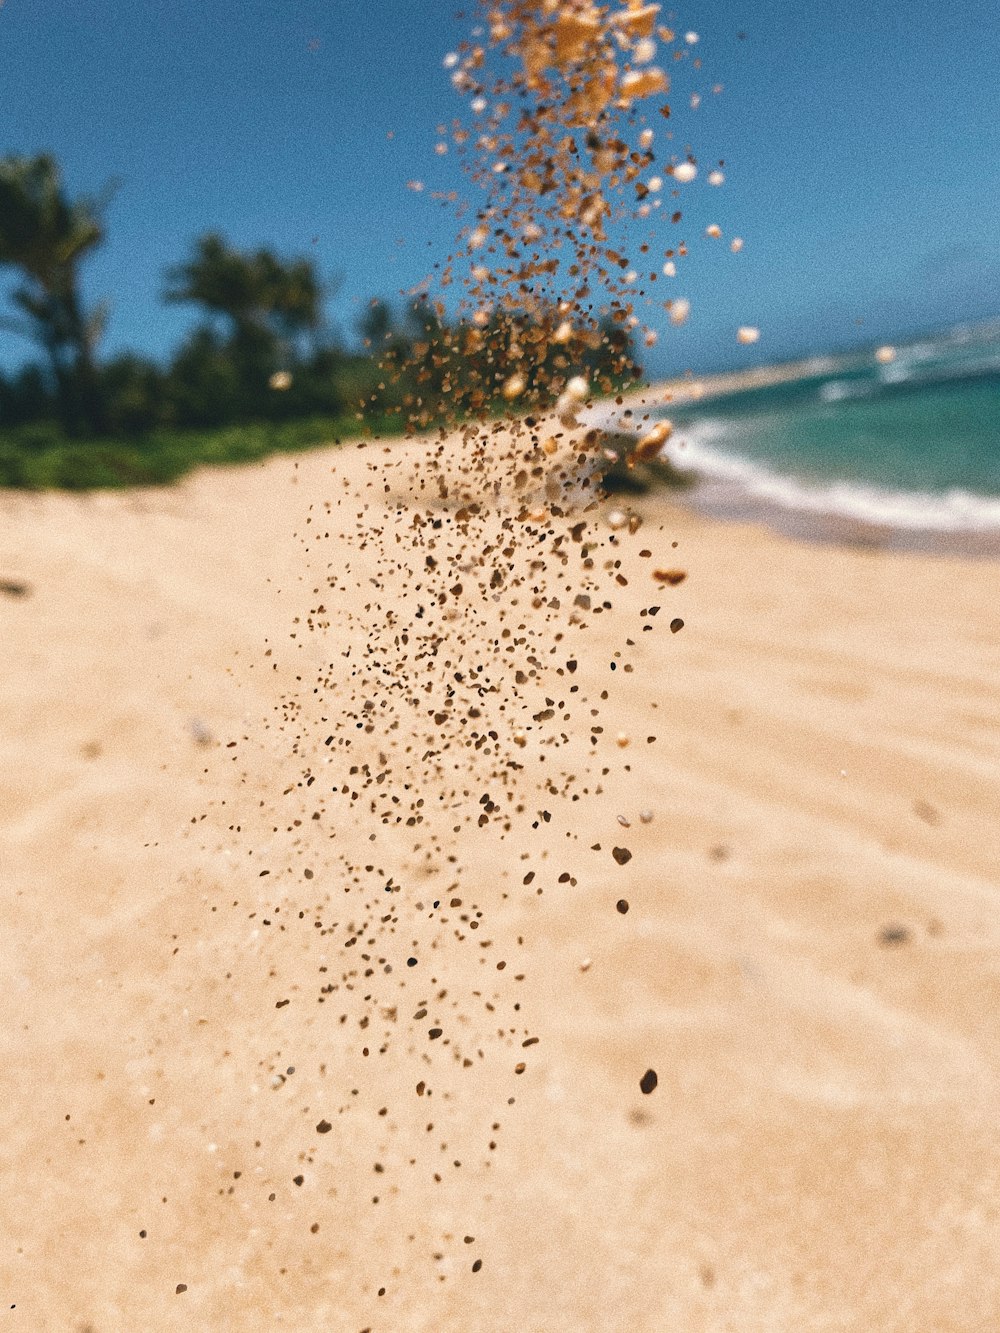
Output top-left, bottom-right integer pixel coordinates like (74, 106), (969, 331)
(0, 414), (377, 491)
(0, 441), (30, 487)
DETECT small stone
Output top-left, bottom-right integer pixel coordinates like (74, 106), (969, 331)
(669, 297), (691, 325)
(188, 718), (213, 746)
(639, 1069), (658, 1094)
(634, 420), (672, 461)
(612, 847), (632, 866)
(878, 924), (911, 948)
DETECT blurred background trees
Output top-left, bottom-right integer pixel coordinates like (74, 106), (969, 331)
(0, 154), (114, 435)
(0, 151), (640, 480)
(164, 233), (327, 421)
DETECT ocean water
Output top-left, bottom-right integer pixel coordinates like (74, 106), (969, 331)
(642, 323), (1000, 545)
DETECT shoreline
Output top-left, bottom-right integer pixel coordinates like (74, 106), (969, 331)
(585, 368), (1000, 559)
(679, 482), (1000, 559)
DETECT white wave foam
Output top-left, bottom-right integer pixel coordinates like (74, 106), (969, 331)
(878, 362), (916, 385)
(879, 356), (1000, 389)
(664, 420), (1000, 533)
(819, 379), (875, 402)
(879, 344), (1000, 388)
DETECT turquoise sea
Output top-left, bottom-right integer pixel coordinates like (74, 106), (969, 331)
(635, 322), (1000, 546)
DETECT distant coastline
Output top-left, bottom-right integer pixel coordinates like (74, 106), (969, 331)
(590, 328), (1000, 556)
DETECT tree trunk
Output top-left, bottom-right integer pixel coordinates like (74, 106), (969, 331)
(63, 288), (107, 435)
(41, 332), (81, 436)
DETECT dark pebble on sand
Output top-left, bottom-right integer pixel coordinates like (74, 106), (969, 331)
(878, 923), (911, 947)
(616, 899), (629, 914)
(670, 618), (684, 634)
(316, 1119), (332, 1134)
(612, 846), (632, 866)
(639, 1069), (658, 1095)
(913, 799), (940, 825)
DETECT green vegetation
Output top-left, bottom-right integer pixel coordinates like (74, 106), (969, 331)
(0, 414), (405, 491)
(0, 152), (641, 490)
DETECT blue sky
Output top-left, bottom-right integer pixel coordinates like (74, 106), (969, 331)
(2, 0), (999, 375)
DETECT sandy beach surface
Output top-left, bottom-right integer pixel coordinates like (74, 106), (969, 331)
(3, 428), (1000, 1332)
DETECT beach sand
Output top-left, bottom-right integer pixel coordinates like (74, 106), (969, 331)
(2, 430), (1000, 1331)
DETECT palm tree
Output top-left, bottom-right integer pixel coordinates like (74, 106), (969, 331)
(0, 154), (114, 433)
(259, 252), (325, 357)
(164, 234), (324, 394)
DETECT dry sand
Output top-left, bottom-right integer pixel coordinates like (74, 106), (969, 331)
(2, 432), (1000, 1332)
